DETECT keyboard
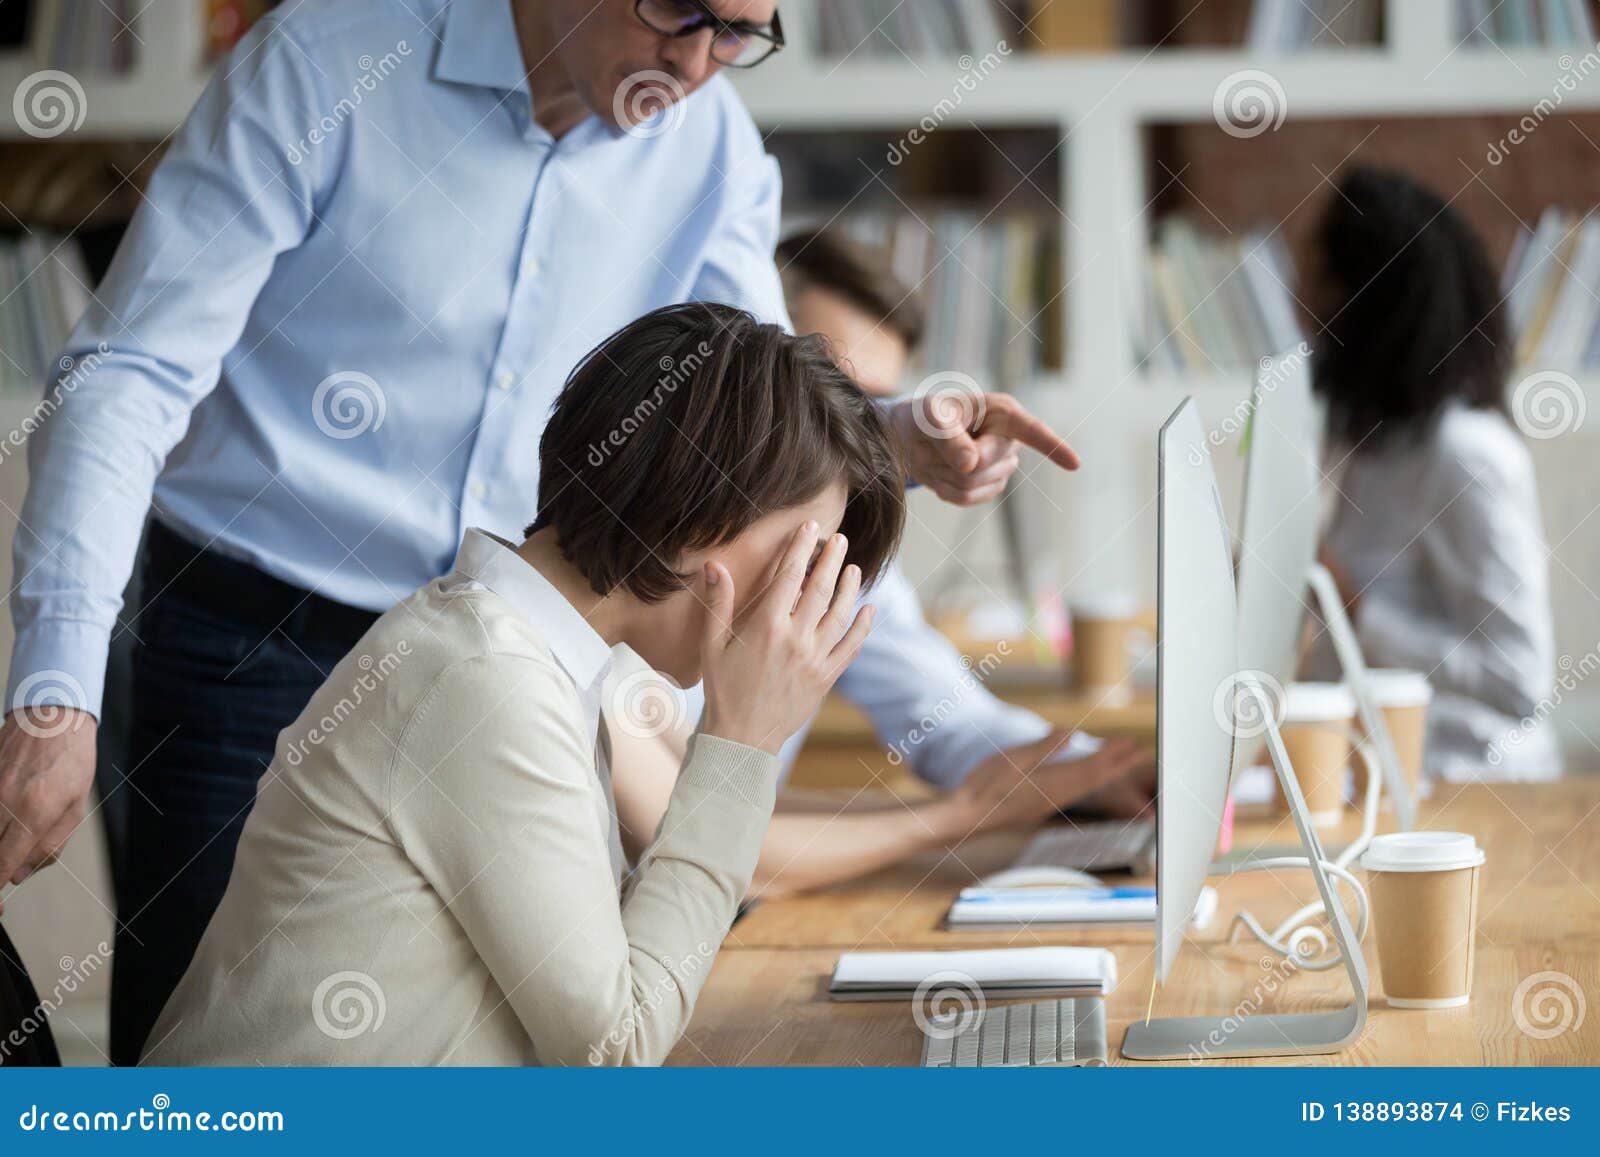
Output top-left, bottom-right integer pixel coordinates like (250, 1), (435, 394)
(921, 996), (1109, 1067)
(1014, 821), (1156, 873)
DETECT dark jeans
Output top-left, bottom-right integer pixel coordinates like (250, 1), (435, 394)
(0, 920), (59, 1066)
(109, 523), (378, 1066)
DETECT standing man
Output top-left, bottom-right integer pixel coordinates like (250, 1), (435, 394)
(0, 0), (1079, 1065)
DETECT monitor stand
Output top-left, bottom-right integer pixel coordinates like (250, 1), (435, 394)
(1122, 678), (1369, 1061)
(1305, 562), (1416, 831)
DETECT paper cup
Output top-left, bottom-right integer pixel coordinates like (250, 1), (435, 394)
(1352, 669), (1433, 808)
(1274, 682), (1355, 828)
(1070, 593), (1140, 704)
(1362, 832), (1484, 1009)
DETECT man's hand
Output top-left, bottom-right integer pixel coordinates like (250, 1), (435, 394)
(1067, 753), (1157, 820)
(891, 385), (1080, 506)
(933, 732), (1150, 843)
(0, 707), (97, 908)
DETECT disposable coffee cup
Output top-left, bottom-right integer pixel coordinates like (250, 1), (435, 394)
(1362, 832), (1484, 1009)
(1274, 682), (1355, 828)
(1069, 592), (1141, 704)
(1351, 669), (1433, 808)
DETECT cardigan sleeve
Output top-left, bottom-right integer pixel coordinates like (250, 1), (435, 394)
(387, 653), (777, 1066)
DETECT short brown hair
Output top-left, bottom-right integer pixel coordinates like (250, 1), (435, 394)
(530, 302), (905, 603)
(777, 228), (925, 353)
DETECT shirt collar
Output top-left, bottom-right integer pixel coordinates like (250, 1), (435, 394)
(434, 0), (529, 93)
(450, 528), (613, 696)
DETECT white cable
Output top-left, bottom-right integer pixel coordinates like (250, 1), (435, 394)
(1221, 732), (1380, 970)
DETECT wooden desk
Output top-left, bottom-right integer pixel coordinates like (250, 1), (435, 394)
(671, 780), (1600, 1066)
(789, 686), (1158, 793)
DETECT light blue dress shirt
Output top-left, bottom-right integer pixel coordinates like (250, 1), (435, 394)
(9, 0), (1066, 789)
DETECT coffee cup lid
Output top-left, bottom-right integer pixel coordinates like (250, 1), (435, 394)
(1363, 668), (1433, 707)
(1361, 831), (1484, 873)
(1283, 681), (1356, 722)
(1070, 591), (1141, 619)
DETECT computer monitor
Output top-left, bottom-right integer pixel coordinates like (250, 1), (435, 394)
(1149, 399), (1239, 984)
(1234, 352), (1320, 733)
(1122, 397), (1368, 1061)
(1234, 352), (1416, 829)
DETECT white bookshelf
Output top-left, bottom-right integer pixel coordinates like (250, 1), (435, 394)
(732, 0), (1600, 394)
(0, 1), (206, 138)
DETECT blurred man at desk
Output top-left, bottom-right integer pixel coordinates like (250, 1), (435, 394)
(611, 229), (1154, 898)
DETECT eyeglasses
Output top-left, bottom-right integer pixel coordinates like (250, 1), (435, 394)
(634, 0), (785, 69)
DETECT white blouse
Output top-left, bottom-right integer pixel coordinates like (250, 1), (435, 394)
(1308, 405), (1562, 781)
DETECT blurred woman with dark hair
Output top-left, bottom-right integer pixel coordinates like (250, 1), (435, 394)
(1303, 165), (1560, 781)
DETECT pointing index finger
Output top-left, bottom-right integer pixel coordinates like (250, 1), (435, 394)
(978, 394), (1080, 471)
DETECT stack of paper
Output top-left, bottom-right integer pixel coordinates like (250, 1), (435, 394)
(829, 947), (1117, 1002)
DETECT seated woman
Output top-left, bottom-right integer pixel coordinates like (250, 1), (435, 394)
(609, 228), (1151, 901)
(1302, 166), (1560, 781)
(142, 302), (907, 1065)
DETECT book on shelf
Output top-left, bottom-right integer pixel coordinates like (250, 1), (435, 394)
(16, 0), (138, 74)
(1505, 207), (1600, 370)
(1458, 0), (1598, 47)
(1022, 0), (1123, 52)
(0, 233), (92, 397)
(1139, 219), (1304, 374)
(790, 208), (1057, 387)
(1246, 0), (1383, 48)
(1, 1), (29, 52)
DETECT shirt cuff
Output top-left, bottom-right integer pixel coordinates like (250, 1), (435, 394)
(679, 732), (779, 813)
(5, 618), (111, 722)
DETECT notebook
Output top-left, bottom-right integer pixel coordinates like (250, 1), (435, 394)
(828, 946), (1117, 1001)
(946, 884), (1218, 928)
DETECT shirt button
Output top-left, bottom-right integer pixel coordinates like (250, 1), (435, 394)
(522, 255), (541, 278)
(495, 369), (515, 391)
(470, 481), (488, 501)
